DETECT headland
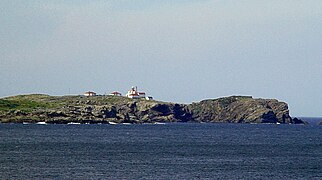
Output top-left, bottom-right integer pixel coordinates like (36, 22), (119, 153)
(0, 94), (304, 124)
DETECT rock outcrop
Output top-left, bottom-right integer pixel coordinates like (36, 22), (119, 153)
(0, 94), (304, 124)
(187, 96), (297, 124)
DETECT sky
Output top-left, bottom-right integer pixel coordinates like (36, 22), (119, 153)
(0, 0), (321, 117)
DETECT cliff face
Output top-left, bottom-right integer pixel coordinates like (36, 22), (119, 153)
(187, 96), (299, 124)
(0, 94), (303, 124)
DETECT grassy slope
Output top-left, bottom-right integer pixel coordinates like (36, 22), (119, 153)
(0, 94), (57, 112)
(0, 94), (158, 113)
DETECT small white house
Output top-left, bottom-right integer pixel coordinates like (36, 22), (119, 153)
(109, 91), (122, 96)
(84, 91), (97, 97)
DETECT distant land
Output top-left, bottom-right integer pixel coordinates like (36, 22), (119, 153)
(0, 94), (306, 124)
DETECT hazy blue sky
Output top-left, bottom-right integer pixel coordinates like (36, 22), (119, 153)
(1, 0), (321, 117)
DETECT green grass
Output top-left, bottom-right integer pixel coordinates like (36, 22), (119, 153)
(0, 99), (19, 110)
(0, 98), (55, 112)
(0, 94), (164, 113)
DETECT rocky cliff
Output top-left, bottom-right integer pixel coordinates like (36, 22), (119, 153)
(187, 96), (303, 124)
(0, 94), (303, 124)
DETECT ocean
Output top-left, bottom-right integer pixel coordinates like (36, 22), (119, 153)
(0, 118), (321, 179)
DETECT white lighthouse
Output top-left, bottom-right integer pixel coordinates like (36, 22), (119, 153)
(126, 86), (146, 99)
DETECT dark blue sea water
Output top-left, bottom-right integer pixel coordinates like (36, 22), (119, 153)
(0, 120), (321, 179)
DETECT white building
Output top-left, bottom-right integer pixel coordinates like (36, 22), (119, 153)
(126, 86), (146, 99)
(84, 91), (97, 97)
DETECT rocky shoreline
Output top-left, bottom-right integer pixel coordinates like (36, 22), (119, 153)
(0, 94), (304, 124)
